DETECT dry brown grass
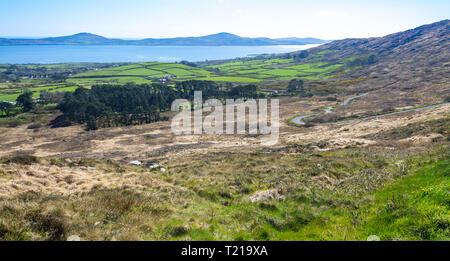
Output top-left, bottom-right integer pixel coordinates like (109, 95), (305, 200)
(0, 96), (447, 165)
(0, 158), (193, 199)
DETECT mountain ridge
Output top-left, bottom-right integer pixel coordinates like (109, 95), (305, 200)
(0, 32), (328, 46)
(289, 19), (450, 111)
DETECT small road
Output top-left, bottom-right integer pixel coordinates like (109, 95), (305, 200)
(336, 102), (450, 124)
(291, 93), (368, 125)
(291, 93), (448, 125)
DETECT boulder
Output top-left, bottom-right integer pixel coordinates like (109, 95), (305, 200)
(129, 160), (142, 166)
(367, 235), (381, 241)
(249, 189), (283, 203)
(67, 235), (81, 241)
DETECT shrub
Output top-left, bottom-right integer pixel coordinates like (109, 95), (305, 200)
(26, 208), (69, 241)
(27, 123), (42, 130)
(7, 118), (21, 128)
(89, 189), (144, 221)
(1, 155), (39, 165)
(0, 222), (11, 239)
(168, 225), (189, 237)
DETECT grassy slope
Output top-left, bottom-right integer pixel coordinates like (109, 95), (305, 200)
(362, 158), (449, 240)
(0, 144), (447, 241)
(284, 157), (449, 241)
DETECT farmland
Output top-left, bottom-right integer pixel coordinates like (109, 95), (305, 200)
(200, 56), (347, 81)
(0, 46), (370, 104)
(0, 56), (353, 102)
(0, 63), (128, 102)
(67, 55), (352, 86)
(0, 82), (78, 102)
(70, 62), (216, 84)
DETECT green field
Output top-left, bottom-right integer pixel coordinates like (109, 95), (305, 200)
(1, 54), (360, 102)
(70, 62), (216, 84)
(68, 56), (351, 85)
(0, 83), (79, 102)
(0, 63), (129, 102)
(199, 58), (346, 81)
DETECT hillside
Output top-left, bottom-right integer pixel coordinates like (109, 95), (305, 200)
(290, 19), (450, 107)
(2, 20), (449, 114)
(0, 32), (327, 46)
(0, 20), (449, 241)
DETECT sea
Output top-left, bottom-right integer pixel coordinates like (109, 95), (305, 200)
(0, 44), (320, 64)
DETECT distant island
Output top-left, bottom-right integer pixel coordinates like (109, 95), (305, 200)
(0, 32), (328, 46)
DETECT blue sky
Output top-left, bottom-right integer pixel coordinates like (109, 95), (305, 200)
(0, 0), (448, 39)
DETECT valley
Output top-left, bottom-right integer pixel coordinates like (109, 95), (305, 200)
(0, 20), (448, 241)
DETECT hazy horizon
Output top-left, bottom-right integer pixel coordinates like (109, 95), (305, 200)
(0, 32), (329, 40)
(1, 0), (448, 40)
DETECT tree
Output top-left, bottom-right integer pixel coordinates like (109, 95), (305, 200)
(51, 73), (68, 82)
(346, 54), (377, 67)
(86, 116), (99, 130)
(180, 61), (197, 67)
(367, 54), (376, 64)
(297, 79), (304, 92)
(16, 91), (34, 112)
(287, 79), (304, 93)
(294, 50), (309, 60)
(57, 80), (262, 129)
(0, 102), (13, 117)
(287, 79), (298, 92)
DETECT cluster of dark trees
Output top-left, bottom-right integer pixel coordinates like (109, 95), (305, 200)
(0, 72), (13, 82)
(58, 80), (261, 130)
(58, 84), (168, 130)
(0, 91), (34, 117)
(286, 79), (336, 97)
(16, 91), (34, 112)
(0, 101), (14, 116)
(175, 80), (261, 100)
(179, 61), (198, 67)
(287, 79), (305, 93)
(346, 54), (377, 67)
(39, 91), (66, 104)
(281, 50), (309, 60)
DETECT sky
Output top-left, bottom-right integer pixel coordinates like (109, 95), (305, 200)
(0, 0), (449, 40)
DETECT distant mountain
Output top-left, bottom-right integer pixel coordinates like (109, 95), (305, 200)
(41, 33), (123, 45)
(275, 37), (326, 44)
(0, 32), (328, 46)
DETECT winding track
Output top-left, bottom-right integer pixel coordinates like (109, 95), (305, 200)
(291, 93), (449, 125)
(291, 93), (368, 125)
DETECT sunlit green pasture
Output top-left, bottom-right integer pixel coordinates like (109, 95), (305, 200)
(0, 83), (79, 102)
(1, 54), (361, 99)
